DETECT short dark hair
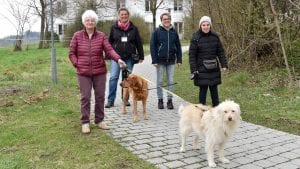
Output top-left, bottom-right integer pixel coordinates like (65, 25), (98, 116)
(160, 13), (171, 21)
(118, 7), (130, 15)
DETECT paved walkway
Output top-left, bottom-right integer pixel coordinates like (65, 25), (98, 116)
(100, 47), (300, 169)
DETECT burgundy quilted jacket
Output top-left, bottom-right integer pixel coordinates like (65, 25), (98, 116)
(69, 28), (120, 76)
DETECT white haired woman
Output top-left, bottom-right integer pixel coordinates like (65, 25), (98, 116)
(69, 10), (126, 134)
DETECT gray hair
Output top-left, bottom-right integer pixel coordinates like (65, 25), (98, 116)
(82, 10), (98, 25)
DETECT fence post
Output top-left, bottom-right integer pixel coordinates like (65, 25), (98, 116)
(50, 0), (57, 83)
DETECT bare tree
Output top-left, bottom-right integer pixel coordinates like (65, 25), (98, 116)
(148, 0), (165, 31)
(1, 0), (32, 51)
(28, 0), (59, 49)
(270, 0), (293, 86)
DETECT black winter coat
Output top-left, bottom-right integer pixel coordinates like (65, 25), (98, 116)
(189, 30), (228, 86)
(109, 21), (144, 60)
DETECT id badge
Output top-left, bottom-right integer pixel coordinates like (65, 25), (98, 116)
(121, 36), (128, 42)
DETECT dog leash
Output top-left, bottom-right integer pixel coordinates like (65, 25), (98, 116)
(147, 82), (178, 91)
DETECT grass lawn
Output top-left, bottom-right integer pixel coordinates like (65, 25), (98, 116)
(0, 44), (155, 169)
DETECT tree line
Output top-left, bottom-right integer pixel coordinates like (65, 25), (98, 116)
(2, 0), (299, 85)
(184, 0), (300, 86)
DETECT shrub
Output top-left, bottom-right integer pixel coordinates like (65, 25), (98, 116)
(130, 15), (150, 44)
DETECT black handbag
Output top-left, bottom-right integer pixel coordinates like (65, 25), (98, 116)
(203, 59), (218, 70)
(132, 54), (139, 64)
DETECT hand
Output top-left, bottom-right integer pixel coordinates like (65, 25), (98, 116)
(177, 63), (181, 68)
(222, 68), (227, 71)
(139, 60), (143, 64)
(118, 59), (126, 69)
(193, 71), (199, 74)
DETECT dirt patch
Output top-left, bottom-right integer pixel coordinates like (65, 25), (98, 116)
(0, 87), (21, 96)
(24, 89), (49, 104)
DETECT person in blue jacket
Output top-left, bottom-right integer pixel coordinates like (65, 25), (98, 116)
(150, 13), (182, 109)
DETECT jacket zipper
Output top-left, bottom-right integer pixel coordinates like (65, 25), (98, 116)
(89, 36), (92, 76)
(167, 30), (170, 62)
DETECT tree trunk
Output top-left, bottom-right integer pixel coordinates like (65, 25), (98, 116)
(38, 0), (46, 49)
(270, 0), (293, 87)
(14, 35), (22, 51)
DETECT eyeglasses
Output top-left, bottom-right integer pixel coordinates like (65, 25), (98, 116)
(162, 18), (170, 21)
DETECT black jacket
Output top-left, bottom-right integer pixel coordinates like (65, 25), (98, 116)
(150, 25), (182, 64)
(109, 21), (144, 60)
(189, 30), (228, 86)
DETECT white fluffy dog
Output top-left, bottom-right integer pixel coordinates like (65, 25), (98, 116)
(178, 100), (241, 168)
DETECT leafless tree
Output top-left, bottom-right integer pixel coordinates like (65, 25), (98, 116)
(1, 0), (32, 51)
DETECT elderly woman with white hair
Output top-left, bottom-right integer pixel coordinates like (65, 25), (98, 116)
(188, 16), (228, 107)
(69, 10), (126, 134)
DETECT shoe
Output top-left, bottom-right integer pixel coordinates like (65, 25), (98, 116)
(81, 123), (90, 134)
(158, 99), (164, 109)
(105, 101), (114, 108)
(97, 122), (110, 130)
(167, 99), (174, 109)
(126, 101), (130, 106)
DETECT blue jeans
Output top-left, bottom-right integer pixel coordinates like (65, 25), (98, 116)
(107, 57), (133, 103)
(156, 64), (175, 100)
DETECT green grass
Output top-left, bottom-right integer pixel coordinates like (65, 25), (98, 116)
(0, 44), (155, 169)
(174, 53), (300, 135)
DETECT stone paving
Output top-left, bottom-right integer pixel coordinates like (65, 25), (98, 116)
(99, 47), (300, 168)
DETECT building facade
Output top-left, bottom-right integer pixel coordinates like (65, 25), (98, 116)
(54, 0), (191, 40)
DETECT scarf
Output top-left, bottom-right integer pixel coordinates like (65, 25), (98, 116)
(118, 20), (130, 31)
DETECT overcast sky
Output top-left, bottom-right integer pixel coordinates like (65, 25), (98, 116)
(0, 1), (40, 39)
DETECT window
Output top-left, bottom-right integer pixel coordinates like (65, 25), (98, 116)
(145, 0), (151, 12)
(116, 0), (125, 10)
(174, 22), (183, 34)
(58, 24), (63, 35)
(174, 0), (183, 11)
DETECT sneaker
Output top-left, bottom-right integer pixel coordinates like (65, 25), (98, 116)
(126, 101), (130, 106)
(81, 123), (90, 134)
(97, 122), (110, 130)
(158, 99), (164, 109)
(167, 99), (174, 109)
(105, 101), (114, 108)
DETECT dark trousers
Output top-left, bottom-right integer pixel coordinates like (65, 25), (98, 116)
(77, 74), (106, 124)
(199, 85), (219, 107)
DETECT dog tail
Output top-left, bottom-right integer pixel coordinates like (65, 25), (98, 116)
(178, 104), (184, 116)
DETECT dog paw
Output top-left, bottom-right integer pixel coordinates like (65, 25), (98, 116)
(220, 157), (230, 163)
(208, 161), (217, 168)
(179, 147), (185, 152)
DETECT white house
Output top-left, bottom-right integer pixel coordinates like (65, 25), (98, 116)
(53, 0), (191, 40)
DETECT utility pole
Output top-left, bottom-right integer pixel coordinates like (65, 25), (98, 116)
(50, 0), (57, 83)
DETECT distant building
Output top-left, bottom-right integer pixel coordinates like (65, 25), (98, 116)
(53, 0), (190, 40)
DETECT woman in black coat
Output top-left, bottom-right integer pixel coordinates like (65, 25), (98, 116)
(189, 16), (228, 107)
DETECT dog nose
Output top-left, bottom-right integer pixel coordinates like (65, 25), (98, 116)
(228, 117), (232, 121)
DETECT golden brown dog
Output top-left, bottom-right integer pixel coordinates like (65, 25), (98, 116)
(120, 74), (148, 122)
